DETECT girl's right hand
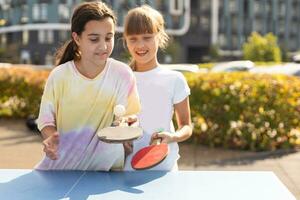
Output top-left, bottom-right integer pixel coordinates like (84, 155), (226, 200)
(42, 132), (59, 160)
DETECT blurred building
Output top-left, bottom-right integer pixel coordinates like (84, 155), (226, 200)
(0, 0), (300, 65)
(0, 0), (192, 64)
(218, 0), (300, 58)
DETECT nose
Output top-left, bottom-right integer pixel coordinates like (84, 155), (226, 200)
(98, 40), (107, 51)
(136, 40), (145, 48)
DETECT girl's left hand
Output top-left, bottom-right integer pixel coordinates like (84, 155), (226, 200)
(112, 115), (138, 127)
(150, 131), (174, 144)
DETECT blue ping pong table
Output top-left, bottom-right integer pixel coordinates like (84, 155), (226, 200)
(0, 169), (296, 200)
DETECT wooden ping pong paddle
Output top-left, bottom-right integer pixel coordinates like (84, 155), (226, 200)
(97, 105), (142, 143)
(97, 126), (143, 143)
(131, 135), (169, 170)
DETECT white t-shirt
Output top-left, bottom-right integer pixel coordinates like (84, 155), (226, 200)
(124, 66), (190, 171)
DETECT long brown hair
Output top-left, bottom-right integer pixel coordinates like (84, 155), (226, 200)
(55, 1), (116, 66)
(123, 5), (169, 69)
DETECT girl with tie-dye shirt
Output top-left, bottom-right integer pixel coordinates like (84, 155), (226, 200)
(35, 2), (140, 171)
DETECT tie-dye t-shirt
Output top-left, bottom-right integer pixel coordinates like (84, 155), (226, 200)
(35, 58), (140, 171)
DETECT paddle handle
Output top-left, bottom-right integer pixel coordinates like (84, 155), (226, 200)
(119, 118), (128, 127)
(151, 138), (161, 145)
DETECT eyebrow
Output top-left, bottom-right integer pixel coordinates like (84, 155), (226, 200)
(87, 33), (114, 37)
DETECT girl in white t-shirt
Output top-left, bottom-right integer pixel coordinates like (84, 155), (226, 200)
(123, 5), (193, 171)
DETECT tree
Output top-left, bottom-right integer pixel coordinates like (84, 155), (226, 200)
(243, 32), (281, 62)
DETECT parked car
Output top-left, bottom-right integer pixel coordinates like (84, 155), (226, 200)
(160, 64), (204, 73)
(292, 54), (300, 63)
(249, 63), (300, 77)
(210, 60), (255, 72)
(0, 63), (12, 68)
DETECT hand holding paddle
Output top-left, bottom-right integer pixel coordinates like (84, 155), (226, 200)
(97, 105), (142, 143)
(131, 129), (169, 170)
(150, 130), (174, 144)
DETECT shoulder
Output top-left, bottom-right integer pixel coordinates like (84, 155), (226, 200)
(158, 66), (186, 82)
(109, 58), (132, 72)
(108, 58), (134, 77)
(47, 61), (73, 82)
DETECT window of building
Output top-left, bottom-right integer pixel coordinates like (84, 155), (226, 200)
(33, 3), (48, 22)
(279, 2), (286, 18)
(58, 4), (70, 22)
(41, 3), (48, 21)
(20, 4), (29, 23)
(200, 0), (210, 12)
(253, 1), (260, 14)
(1, 34), (7, 46)
(38, 30), (45, 43)
(219, 33), (226, 47)
(59, 30), (69, 42)
(33, 4), (39, 21)
(22, 30), (29, 45)
(200, 15), (210, 31)
(232, 35), (238, 49)
(38, 30), (53, 44)
(229, 0), (236, 12)
(47, 30), (54, 44)
(291, 22), (298, 35)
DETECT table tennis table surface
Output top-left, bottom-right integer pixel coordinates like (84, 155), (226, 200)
(0, 169), (296, 200)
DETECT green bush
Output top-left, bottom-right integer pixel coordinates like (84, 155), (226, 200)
(186, 72), (300, 151)
(1, 67), (300, 151)
(243, 32), (282, 62)
(0, 67), (49, 118)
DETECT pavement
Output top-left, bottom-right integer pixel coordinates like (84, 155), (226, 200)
(0, 118), (299, 199)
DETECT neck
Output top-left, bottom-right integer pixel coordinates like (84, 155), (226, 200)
(75, 59), (106, 79)
(135, 58), (158, 72)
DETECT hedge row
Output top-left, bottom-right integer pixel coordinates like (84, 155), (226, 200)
(0, 67), (49, 117)
(1, 67), (300, 150)
(186, 72), (300, 151)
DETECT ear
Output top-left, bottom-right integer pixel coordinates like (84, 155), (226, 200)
(72, 32), (80, 46)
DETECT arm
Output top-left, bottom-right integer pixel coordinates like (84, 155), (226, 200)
(151, 97), (193, 144)
(172, 96), (193, 142)
(40, 126), (59, 160)
(37, 71), (59, 160)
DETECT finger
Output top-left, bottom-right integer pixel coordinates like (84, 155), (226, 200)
(152, 132), (162, 140)
(52, 132), (59, 144)
(127, 115), (137, 123)
(48, 153), (58, 160)
(112, 119), (120, 126)
(46, 150), (58, 160)
(42, 140), (49, 149)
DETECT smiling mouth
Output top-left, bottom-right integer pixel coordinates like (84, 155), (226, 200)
(136, 50), (148, 57)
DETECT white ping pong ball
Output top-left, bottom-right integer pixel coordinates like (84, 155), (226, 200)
(114, 104), (126, 117)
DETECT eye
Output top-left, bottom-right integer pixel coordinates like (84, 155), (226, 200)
(105, 37), (113, 42)
(128, 37), (137, 42)
(90, 38), (99, 42)
(143, 36), (153, 40)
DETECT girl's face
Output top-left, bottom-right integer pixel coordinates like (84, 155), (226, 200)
(73, 18), (115, 67)
(125, 33), (159, 70)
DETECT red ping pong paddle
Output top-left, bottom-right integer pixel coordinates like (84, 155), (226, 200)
(131, 136), (169, 170)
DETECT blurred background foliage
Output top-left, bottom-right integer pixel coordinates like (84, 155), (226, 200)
(243, 32), (282, 62)
(1, 67), (300, 151)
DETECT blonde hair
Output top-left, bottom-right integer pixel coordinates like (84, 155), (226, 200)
(123, 5), (169, 49)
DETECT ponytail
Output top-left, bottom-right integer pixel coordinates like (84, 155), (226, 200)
(55, 40), (79, 66)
